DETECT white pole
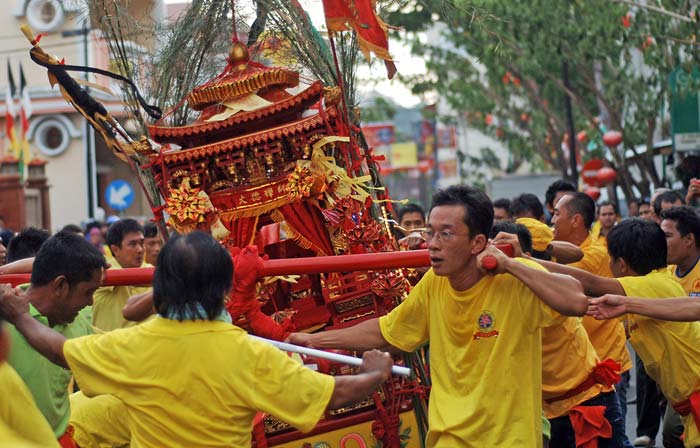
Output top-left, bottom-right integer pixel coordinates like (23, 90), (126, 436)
(250, 335), (412, 377)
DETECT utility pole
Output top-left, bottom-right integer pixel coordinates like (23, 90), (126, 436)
(62, 22), (96, 219)
(562, 60), (578, 185)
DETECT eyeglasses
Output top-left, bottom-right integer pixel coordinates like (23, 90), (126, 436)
(421, 229), (469, 242)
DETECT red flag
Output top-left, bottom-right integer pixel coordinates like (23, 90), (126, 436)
(321, 0), (397, 79)
(5, 61), (17, 159)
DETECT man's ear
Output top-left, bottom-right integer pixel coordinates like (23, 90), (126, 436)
(470, 234), (488, 254)
(53, 275), (70, 299)
(683, 233), (695, 249)
(617, 258), (630, 276)
(572, 213), (584, 229)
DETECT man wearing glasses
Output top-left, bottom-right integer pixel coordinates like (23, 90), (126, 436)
(287, 185), (589, 447)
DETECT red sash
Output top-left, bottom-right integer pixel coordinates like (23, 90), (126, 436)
(58, 425), (78, 448)
(546, 359), (621, 404)
(672, 390), (700, 434)
(569, 405), (612, 448)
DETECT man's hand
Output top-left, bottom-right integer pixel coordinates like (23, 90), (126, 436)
(231, 246), (264, 294)
(398, 232), (426, 251)
(587, 294), (628, 320)
(358, 349), (393, 382)
(490, 232), (523, 257)
(285, 332), (316, 348)
(0, 283), (30, 324)
(476, 244), (510, 275)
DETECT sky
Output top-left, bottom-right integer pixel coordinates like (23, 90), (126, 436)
(163, 0), (426, 108)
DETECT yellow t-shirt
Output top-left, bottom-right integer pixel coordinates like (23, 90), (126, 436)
(668, 257), (700, 297)
(69, 392), (130, 448)
(0, 418), (46, 448)
(92, 260), (151, 332)
(0, 363), (58, 447)
(63, 317), (334, 448)
(570, 234), (632, 372)
(379, 261), (559, 447)
(541, 317), (608, 419)
(618, 270), (700, 447)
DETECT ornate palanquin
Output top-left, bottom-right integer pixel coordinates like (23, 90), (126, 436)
(21, 13), (427, 445)
(138, 42), (427, 447)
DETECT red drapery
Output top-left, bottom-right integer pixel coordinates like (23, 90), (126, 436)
(274, 202), (333, 256)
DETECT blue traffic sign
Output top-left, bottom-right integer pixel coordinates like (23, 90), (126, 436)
(105, 179), (135, 211)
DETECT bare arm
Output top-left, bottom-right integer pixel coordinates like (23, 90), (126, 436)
(526, 257), (625, 296)
(0, 257), (34, 274)
(477, 246), (588, 316)
(547, 241), (583, 264)
(122, 290), (155, 322)
(327, 350), (392, 409)
(588, 294), (700, 321)
(286, 318), (393, 352)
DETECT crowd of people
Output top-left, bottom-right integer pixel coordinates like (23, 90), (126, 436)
(1, 179), (700, 447)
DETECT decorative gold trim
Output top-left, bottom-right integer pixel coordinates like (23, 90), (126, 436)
(187, 69), (300, 110)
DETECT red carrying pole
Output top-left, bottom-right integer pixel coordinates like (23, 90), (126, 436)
(0, 246), (511, 287)
(0, 250), (430, 287)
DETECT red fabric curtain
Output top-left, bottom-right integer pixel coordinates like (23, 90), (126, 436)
(220, 215), (259, 248)
(278, 202), (333, 256)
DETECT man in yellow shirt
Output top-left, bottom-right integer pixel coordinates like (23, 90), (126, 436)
(596, 201), (619, 244)
(0, 314), (58, 447)
(0, 231), (395, 448)
(532, 218), (700, 448)
(289, 185), (589, 447)
(491, 221), (626, 448)
(662, 206), (700, 296)
(552, 193), (632, 434)
(92, 218), (150, 331)
(658, 205), (700, 446)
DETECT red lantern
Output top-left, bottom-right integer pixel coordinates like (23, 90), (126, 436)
(417, 159), (432, 173)
(596, 167), (617, 186)
(603, 130), (623, 148)
(576, 130), (587, 142)
(584, 186), (601, 201)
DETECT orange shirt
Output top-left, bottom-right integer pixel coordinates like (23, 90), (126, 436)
(570, 234), (632, 373)
(542, 317), (608, 419)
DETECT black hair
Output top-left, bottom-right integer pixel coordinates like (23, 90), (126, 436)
(106, 218), (144, 248)
(509, 193), (545, 220)
(31, 231), (108, 287)
(598, 201), (618, 215)
(398, 203), (426, 223)
(493, 198), (511, 211)
(562, 192), (596, 229)
(6, 228), (50, 263)
(143, 222), (159, 239)
(60, 224), (84, 235)
(84, 221), (102, 234)
(430, 185), (493, 238)
(653, 190), (684, 216)
(607, 219), (666, 275)
(153, 231), (233, 321)
(545, 179), (577, 208)
(660, 206), (700, 249)
(489, 221), (533, 254)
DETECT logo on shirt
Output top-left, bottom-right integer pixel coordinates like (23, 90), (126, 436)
(473, 310), (499, 340)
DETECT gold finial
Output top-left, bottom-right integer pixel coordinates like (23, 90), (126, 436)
(228, 42), (249, 71)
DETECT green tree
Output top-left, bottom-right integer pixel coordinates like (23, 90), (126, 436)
(387, 0), (700, 200)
